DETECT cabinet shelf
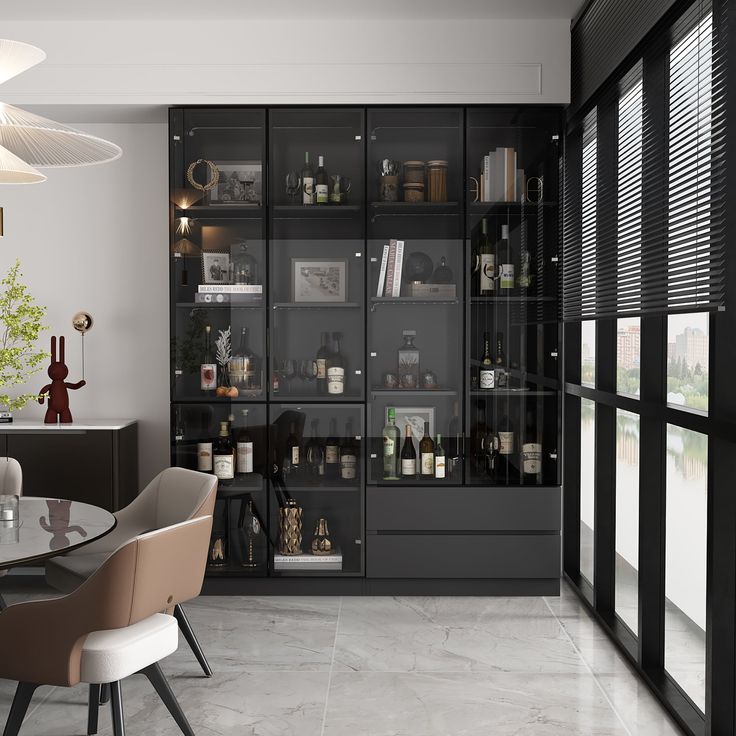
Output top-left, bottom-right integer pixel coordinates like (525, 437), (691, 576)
(175, 205), (263, 219)
(272, 302), (361, 310)
(272, 204), (361, 219)
(470, 296), (555, 304)
(370, 388), (458, 397)
(277, 482), (360, 493)
(173, 393), (265, 403)
(468, 201), (557, 214)
(470, 389), (556, 397)
(369, 201), (459, 219)
(176, 301), (264, 309)
(216, 477), (267, 495)
(370, 296), (459, 306)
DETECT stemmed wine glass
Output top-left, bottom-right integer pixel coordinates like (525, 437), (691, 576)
(285, 171), (301, 203)
(298, 359), (317, 390)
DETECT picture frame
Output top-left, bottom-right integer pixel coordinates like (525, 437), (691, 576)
(209, 161), (262, 205)
(201, 251), (231, 285)
(291, 258), (348, 303)
(389, 406), (435, 443)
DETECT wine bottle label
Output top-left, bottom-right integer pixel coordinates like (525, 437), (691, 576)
(291, 447), (300, 465)
(341, 453), (357, 480)
(325, 445), (339, 464)
(213, 455), (234, 480)
(480, 254), (495, 292)
(303, 177), (315, 204)
(500, 264), (515, 289)
(316, 359), (326, 380)
(421, 452), (434, 475)
(435, 455), (446, 479)
(200, 363), (217, 390)
(316, 183), (329, 204)
(197, 442), (213, 472)
(401, 458), (416, 476)
(479, 367), (495, 389)
(383, 437), (395, 456)
(522, 442), (543, 474)
(237, 441), (253, 474)
(327, 367), (345, 394)
(499, 431), (514, 455)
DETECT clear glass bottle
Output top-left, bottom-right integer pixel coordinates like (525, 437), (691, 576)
(232, 240), (258, 285)
(229, 327), (258, 391)
(398, 330), (420, 389)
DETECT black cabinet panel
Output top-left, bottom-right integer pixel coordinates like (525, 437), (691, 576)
(367, 533), (560, 579)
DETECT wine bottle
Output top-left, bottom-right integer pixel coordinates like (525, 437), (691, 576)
(315, 155), (329, 205)
(518, 243), (532, 289)
(285, 421), (301, 476)
(479, 332), (495, 389)
(478, 218), (495, 296)
(200, 324), (217, 392)
(495, 331), (507, 388)
(315, 331), (330, 395)
(497, 413), (515, 479)
(230, 326), (256, 390)
(197, 440), (213, 473)
(419, 421), (435, 476)
(382, 407), (400, 480)
(305, 418), (323, 477)
(498, 224), (515, 292)
(340, 419), (358, 481)
(236, 409), (254, 474)
(325, 418), (339, 478)
(400, 423), (417, 477)
(434, 433), (446, 479)
(213, 420), (235, 481)
(447, 401), (461, 477)
(174, 407), (185, 441)
(482, 423), (499, 477)
(522, 410), (543, 479)
(302, 152), (315, 205)
(326, 332), (346, 395)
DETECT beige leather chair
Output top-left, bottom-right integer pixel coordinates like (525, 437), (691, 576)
(0, 457), (23, 610)
(46, 467), (217, 677)
(0, 515), (212, 736)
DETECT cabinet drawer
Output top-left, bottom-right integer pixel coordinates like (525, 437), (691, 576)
(367, 486), (560, 532)
(367, 533), (560, 579)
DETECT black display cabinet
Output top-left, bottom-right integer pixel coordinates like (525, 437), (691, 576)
(169, 106), (562, 594)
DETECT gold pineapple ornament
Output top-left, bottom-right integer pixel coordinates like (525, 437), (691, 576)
(311, 517), (333, 556)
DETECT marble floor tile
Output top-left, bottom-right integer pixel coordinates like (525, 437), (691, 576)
(333, 596), (586, 674)
(166, 596), (341, 673)
(323, 672), (631, 736)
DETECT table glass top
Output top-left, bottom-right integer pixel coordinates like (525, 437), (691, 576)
(0, 497), (116, 569)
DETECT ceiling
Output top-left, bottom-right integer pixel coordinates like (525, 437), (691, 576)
(0, 0), (585, 21)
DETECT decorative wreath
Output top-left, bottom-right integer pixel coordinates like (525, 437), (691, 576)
(186, 158), (220, 192)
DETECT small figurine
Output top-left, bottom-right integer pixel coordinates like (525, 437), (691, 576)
(39, 499), (87, 550)
(38, 336), (86, 424)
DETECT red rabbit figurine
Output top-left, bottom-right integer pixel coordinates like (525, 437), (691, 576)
(38, 336), (86, 424)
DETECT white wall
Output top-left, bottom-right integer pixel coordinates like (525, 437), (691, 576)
(0, 123), (169, 489)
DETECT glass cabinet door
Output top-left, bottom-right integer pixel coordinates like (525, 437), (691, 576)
(269, 403), (364, 576)
(269, 109), (365, 402)
(366, 108), (464, 485)
(465, 108), (561, 487)
(171, 403), (269, 575)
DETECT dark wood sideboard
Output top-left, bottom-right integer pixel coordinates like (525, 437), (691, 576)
(0, 420), (138, 511)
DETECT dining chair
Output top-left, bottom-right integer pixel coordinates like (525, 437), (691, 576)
(0, 515), (212, 736)
(45, 467), (218, 677)
(0, 457), (22, 610)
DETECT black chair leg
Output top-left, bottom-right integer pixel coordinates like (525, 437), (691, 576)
(3, 682), (39, 736)
(173, 604), (212, 677)
(109, 681), (125, 736)
(140, 664), (194, 736)
(99, 683), (110, 705)
(0, 592), (7, 611)
(87, 684), (101, 735)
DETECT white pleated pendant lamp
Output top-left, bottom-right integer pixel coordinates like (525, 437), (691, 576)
(0, 143), (46, 183)
(0, 39), (46, 86)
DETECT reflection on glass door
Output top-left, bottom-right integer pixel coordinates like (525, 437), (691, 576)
(580, 398), (595, 583)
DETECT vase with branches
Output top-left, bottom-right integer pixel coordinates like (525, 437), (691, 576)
(0, 259), (48, 412)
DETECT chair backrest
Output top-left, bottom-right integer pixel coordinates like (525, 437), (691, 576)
(0, 457), (22, 495)
(0, 515), (212, 687)
(79, 466), (217, 555)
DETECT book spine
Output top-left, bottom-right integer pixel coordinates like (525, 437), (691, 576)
(198, 284), (263, 294)
(376, 244), (390, 297)
(482, 155), (491, 202)
(505, 148), (516, 201)
(492, 149), (505, 202)
(392, 239), (404, 297)
(385, 240), (397, 298)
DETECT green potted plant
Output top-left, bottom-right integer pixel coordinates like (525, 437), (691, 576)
(0, 259), (48, 416)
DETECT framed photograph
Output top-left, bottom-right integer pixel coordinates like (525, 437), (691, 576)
(201, 251), (231, 284)
(209, 161), (262, 205)
(389, 406), (435, 443)
(291, 258), (348, 303)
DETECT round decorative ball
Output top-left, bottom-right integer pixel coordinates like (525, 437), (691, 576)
(72, 312), (93, 334)
(402, 251), (434, 284)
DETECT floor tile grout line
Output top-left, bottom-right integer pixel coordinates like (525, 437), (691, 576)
(542, 595), (635, 736)
(320, 596), (342, 736)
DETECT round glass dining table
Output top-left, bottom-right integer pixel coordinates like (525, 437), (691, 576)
(0, 497), (116, 570)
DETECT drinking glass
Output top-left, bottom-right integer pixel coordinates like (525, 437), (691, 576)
(285, 171), (301, 203)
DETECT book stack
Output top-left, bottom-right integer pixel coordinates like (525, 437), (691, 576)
(376, 239), (405, 298)
(195, 284), (263, 304)
(479, 148), (525, 203)
(273, 551), (343, 571)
